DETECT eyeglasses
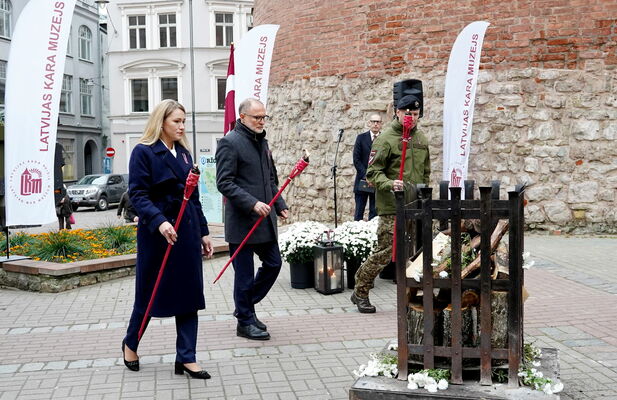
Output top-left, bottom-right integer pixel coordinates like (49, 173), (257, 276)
(369, 120), (382, 124)
(245, 114), (271, 122)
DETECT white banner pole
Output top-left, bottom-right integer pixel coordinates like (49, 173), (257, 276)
(442, 21), (490, 190)
(233, 24), (280, 111)
(4, 0), (76, 226)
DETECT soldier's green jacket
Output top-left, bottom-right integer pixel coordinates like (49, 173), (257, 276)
(366, 118), (431, 216)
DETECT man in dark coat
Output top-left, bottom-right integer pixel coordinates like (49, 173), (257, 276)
(216, 98), (289, 341)
(353, 114), (382, 221)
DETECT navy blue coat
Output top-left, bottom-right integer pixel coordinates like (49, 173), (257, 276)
(215, 120), (287, 244)
(353, 131), (373, 193)
(129, 141), (209, 317)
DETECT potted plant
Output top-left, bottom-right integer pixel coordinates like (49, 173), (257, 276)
(333, 218), (379, 289)
(279, 220), (328, 288)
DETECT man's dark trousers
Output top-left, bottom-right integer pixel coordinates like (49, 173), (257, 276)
(354, 191), (377, 221)
(229, 241), (282, 326)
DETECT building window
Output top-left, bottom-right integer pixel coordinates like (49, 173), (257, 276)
(161, 77), (177, 101)
(0, 59), (6, 108)
(217, 78), (226, 110)
(131, 79), (148, 112)
(0, 0), (11, 39)
(79, 78), (93, 116)
(60, 75), (72, 113)
(159, 13), (176, 48)
(66, 26), (72, 56)
(78, 25), (92, 61)
(215, 13), (233, 47)
(129, 15), (146, 49)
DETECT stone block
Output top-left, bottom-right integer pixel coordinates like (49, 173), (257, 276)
(544, 201), (571, 224)
(567, 181), (598, 203)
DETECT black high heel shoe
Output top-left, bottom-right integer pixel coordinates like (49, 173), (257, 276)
(174, 362), (211, 379)
(122, 339), (139, 372)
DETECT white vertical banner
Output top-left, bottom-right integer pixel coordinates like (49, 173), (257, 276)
(233, 24), (279, 113)
(442, 21), (490, 189)
(4, 0), (76, 226)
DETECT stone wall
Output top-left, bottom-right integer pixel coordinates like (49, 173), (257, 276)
(266, 66), (617, 233)
(255, 0), (617, 232)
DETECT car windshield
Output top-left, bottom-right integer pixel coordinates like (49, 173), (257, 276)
(77, 175), (107, 185)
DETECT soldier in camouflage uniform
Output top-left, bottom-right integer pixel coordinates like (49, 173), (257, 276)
(351, 94), (431, 313)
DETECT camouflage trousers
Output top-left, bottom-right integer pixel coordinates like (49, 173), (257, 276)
(354, 214), (394, 298)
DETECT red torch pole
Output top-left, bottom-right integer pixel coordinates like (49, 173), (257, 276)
(137, 165), (201, 342)
(212, 151), (310, 284)
(391, 115), (414, 262)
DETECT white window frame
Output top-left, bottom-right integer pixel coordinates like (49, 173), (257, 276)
(66, 25), (72, 56)
(60, 74), (73, 114)
(119, 2), (182, 51)
(158, 12), (177, 48)
(214, 12), (233, 47)
(0, 0), (11, 39)
(0, 59), (6, 108)
(79, 78), (93, 116)
(130, 78), (149, 113)
(128, 14), (147, 50)
(160, 76), (178, 101)
(215, 77), (226, 110)
(207, 3), (252, 48)
(78, 25), (92, 62)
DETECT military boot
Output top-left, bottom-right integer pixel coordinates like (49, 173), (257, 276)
(351, 292), (376, 313)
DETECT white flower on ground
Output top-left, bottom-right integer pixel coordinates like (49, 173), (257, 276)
(532, 360), (541, 367)
(439, 271), (449, 278)
(542, 382), (553, 394)
(425, 382), (438, 393)
(552, 381), (564, 393)
(387, 343), (398, 351)
(437, 379), (448, 390)
(407, 381), (418, 390)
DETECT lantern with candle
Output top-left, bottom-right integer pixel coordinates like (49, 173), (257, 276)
(313, 230), (344, 295)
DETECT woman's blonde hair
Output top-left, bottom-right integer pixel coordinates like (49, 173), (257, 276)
(139, 99), (189, 149)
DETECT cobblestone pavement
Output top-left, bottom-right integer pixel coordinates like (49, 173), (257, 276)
(0, 222), (616, 398)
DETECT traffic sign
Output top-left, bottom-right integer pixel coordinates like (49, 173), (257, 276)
(105, 147), (115, 157)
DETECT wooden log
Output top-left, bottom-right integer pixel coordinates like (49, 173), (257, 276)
(407, 303), (444, 362)
(461, 220), (509, 278)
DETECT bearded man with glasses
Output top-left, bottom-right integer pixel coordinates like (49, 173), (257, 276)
(216, 98), (289, 340)
(353, 114), (383, 221)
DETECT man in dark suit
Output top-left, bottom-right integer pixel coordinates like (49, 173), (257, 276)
(216, 98), (289, 341)
(353, 114), (382, 221)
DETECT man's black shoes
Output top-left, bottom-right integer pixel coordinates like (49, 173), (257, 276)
(237, 323), (270, 340)
(254, 316), (267, 331)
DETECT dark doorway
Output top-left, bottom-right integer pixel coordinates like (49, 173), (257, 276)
(84, 140), (97, 175)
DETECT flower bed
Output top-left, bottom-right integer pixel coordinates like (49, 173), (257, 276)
(1, 226), (137, 263)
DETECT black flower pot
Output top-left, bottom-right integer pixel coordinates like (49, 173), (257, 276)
(345, 257), (362, 289)
(289, 261), (314, 289)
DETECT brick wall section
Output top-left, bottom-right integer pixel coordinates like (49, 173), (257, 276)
(255, 0), (617, 83)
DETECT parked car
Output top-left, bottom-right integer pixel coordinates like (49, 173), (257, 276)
(67, 174), (129, 211)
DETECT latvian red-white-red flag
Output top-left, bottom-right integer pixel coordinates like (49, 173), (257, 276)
(223, 44), (236, 135)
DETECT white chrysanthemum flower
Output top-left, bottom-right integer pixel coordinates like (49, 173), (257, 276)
(425, 382), (438, 393)
(437, 379), (448, 390)
(552, 381), (564, 393)
(439, 271), (449, 278)
(407, 381), (418, 390)
(387, 343), (398, 351)
(532, 360), (541, 367)
(542, 383), (553, 394)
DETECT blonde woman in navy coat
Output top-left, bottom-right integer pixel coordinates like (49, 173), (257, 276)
(122, 100), (214, 379)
